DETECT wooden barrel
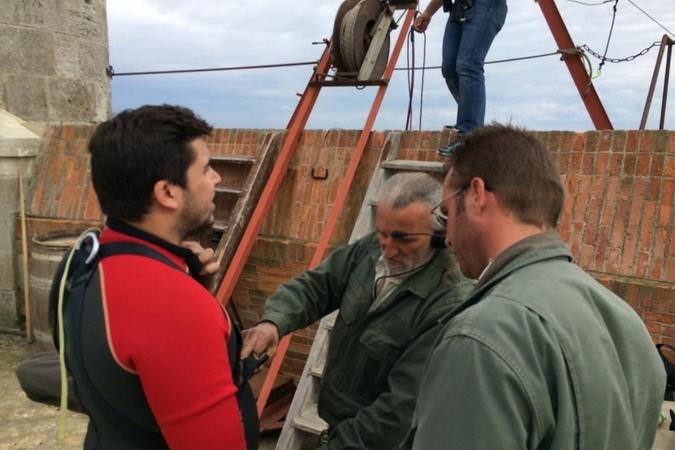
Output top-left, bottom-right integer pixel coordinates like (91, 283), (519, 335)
(29, 231), (81, 349)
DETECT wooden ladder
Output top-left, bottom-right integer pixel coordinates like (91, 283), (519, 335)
(276, 132), (445, 449)
(213, 4), (419, 421)
(207, 132), (283, 291)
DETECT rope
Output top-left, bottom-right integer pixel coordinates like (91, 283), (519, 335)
(57, 229), (100, 442)
(418, 31), (427, 132)
(110, 61), (318, 77)
(595, 0), (620, 78)
(108, 50), (566, 78)
(405, 26), (415, 131)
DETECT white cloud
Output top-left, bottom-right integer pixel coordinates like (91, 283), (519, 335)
(108, 0), (675, 131)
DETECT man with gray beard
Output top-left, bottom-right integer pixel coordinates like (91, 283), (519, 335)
(242, 172), (472, 449)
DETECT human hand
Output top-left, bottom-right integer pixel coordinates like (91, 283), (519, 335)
(241, 322), (280, 359)
(180, 240), (219, 276)
(413, 13), (431, 32)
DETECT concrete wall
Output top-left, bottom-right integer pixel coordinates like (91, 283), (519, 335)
(0, 111), (40, 328)
(0, 0), (111, 126)
(23, 125), (675, 378)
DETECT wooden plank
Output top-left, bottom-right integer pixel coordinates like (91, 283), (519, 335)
(275, 311), (335, 449)
(210, 155), (257, 164)
(380, 159), (445, 173)
(214, 186), (244, 195)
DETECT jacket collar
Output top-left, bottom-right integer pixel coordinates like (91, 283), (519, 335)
(106, 217), (204, 277)
(442, 232), (571, 320)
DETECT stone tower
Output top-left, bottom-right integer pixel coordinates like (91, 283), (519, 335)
(0, 0), (111, 327)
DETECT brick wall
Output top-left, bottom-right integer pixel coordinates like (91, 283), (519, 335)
(24, 125), (674, 378)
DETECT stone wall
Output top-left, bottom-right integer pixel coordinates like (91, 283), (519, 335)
(0, 0), (111, 328)
(19, 125), (675, 379)
(0, 0), (110, 126)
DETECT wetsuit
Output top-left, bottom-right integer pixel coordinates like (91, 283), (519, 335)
(60, 219), (253, 450)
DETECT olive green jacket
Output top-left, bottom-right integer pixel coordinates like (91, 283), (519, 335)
(407, 232), (665, 450)
(262, 233), (472, 449)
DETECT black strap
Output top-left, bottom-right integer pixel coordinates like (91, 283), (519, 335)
(657, 344), (675, 401)
(66, 266), (166, 447)
(98, 242), (187, 274)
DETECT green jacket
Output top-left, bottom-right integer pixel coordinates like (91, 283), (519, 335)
(407, 232), (666, 450)
(262, 233), (473, 449)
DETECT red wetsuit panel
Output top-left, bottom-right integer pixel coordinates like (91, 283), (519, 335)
(99, 228), (246, 450)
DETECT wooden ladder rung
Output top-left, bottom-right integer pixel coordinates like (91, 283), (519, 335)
(380, 159), (445, 173)
(212, 222), (229, 233)
(215, 186), (244, 195)
(293, 404), (328, 435)
(210, 155), (257, 164)
(309, 363), (324, 378)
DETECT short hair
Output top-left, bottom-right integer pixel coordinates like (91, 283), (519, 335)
(446, 123), (564, 228)
(88, 105), (213, 221)
(378, 172), (442, 231)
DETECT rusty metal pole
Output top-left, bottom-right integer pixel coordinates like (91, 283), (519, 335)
(639, 35), (669, 129)
(214, 46), (332, 307)
(659, 38), (672, 130)
(537, 0), (613, 130)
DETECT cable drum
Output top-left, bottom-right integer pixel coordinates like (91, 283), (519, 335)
(331, 0), (361, 73)
(339, 0), (390, 78)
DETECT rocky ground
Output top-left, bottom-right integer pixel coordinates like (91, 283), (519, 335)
(0, 332), (87, 450)
(0, 332), (278, 449)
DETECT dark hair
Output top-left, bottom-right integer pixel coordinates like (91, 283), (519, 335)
(88, 105), (213, 221)
(446, 123), (564, 228)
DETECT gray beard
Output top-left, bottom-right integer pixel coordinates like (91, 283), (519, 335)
(384, 249), (435, 277)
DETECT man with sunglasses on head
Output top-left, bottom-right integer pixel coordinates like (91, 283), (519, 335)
(242, 172), (472, 449)
(406, 124), (665, 450)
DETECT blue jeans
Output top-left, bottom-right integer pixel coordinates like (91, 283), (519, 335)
(441, 0), (507, 134)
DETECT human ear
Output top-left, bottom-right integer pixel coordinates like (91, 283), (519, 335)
(468, 177), (489, 213)
(152, 180), (181, 210)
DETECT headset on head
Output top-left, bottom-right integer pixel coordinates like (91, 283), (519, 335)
(390, 231), (446, 249)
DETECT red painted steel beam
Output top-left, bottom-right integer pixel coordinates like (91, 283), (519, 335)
(537, 0), (613, 130)
(214, 46), (332, 307)
(255, 7), (418, 416)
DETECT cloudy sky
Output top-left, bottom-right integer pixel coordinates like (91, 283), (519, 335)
(107, 0), (674, 132)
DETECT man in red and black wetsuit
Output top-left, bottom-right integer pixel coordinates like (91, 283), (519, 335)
(66, 105), (256, 449)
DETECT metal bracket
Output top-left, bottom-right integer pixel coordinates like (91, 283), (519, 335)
(311, 167), (329, 180)
(357, 5), (395, 81)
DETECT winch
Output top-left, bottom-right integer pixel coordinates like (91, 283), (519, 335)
(331, 0), (417, 80)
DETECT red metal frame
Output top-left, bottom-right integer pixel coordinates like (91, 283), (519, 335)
(537, 0), (613, 130)
(214, 47), (333, 307)
(216, 0), (611, 419)
(253, 7), (417, 416)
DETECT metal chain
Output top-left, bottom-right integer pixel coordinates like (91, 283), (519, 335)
(581, 41), (661, 63)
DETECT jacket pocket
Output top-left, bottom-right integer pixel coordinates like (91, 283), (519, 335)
(348, 331), (404, 402)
